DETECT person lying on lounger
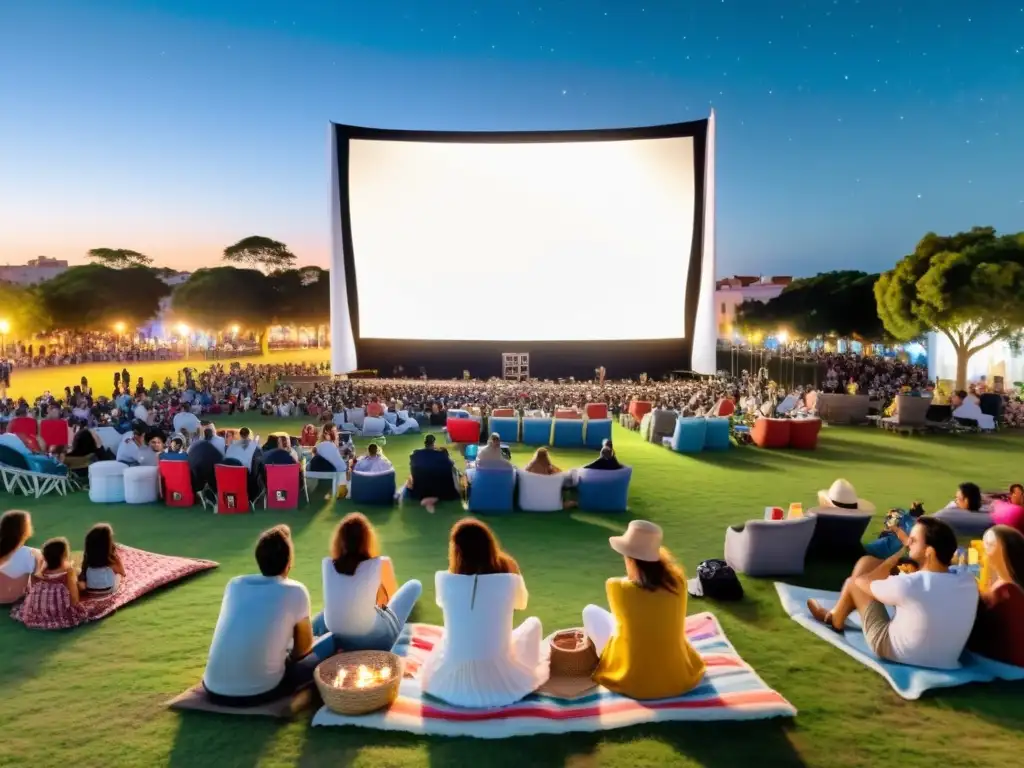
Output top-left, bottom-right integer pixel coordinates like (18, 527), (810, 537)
(582, 520), (705, 700)
(807, 517), (977, 669)
(202, 525), (332, 707)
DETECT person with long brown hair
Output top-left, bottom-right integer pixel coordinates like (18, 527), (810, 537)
(968, 525), (1024, 666)
(582, 520), (706, 700)
(311, 513), (421, 653)
(0, 510), (42, 586)
(419, 518), (548, 708)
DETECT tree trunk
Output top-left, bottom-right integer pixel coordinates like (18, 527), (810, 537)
(955, 346), (969, 392)
(259, 328), (270, 356)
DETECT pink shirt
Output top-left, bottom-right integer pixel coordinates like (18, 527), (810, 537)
(991, 501), (1024, 535)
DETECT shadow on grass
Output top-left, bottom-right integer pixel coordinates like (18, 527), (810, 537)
(168, 711), (281, 768)
(919, 680), (1024, 733)
(0, 619), (104, 690)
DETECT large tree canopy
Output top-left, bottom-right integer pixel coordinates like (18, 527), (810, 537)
(223, 236), (296, 271)
(0, 283), (49, 342)
(735, 271), (883, 340)
(172, 266), (330, 353)
(37, 265), (170, 330)
(875, 226), (1024, 389)
(86, 247), (153, 268)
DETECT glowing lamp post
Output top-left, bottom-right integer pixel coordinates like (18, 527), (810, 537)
(0, 319), (9, 355)
(178, 323), (191, 359)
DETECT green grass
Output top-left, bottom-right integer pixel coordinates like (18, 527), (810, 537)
(2, 418), (1023, 768)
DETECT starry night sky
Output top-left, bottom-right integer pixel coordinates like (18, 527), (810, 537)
(0, 0), (1021, 276)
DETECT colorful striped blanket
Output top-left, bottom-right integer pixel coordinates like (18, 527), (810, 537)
(312, 612), (796, 738)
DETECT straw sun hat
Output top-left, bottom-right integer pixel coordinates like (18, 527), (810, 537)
(812, 478), (875, 514)
(609, 520), (663, 562)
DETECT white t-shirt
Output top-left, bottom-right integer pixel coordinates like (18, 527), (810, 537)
(870, 569), (979, 669)
(203, 575), (311, 697)
(322, 557), (384, 636)
(0, 546), (38, 579)
(354, 455), (393, 473)
(116, 436), (156, 466)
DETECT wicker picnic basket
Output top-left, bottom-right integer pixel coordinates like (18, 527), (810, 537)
(548, 628), (599, 678)
(314, 650), (402, 716)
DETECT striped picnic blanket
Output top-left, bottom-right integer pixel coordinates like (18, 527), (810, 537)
(312, 612), (796, 738)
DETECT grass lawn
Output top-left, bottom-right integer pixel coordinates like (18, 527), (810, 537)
(2, 418), (1023, 767)
(3, 348), (331, 402)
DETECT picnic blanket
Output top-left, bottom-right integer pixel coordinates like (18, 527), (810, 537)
(11, 545), (217, 630)
(775, 582), (1024, 700)
(313, 612), (796, 738)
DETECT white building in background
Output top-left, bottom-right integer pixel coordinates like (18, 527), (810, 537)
(715, 275), (792, 338)
(0, 256), (69, 285)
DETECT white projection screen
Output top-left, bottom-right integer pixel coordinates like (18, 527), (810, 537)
(329, 117), (717, 378)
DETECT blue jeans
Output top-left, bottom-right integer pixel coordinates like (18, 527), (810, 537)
(311, 578), (422, 657)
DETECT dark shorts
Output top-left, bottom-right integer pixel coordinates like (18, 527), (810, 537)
(203, 654), (318, 708)
(861, 600), (895, 660)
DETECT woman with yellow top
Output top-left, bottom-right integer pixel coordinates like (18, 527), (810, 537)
(581, 520), (706, 700)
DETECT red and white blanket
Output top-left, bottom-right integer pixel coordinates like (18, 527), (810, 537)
(11, 545), (217, 630)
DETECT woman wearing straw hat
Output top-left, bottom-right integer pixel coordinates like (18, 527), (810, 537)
(581, 520), (705, 700)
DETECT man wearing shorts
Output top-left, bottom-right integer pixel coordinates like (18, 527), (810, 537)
(807, 516), (977, 669)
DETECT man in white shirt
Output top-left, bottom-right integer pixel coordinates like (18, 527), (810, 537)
(203, 525), (330, 705)
(807, 516), (977, 669)
(353, 443), (392, 473)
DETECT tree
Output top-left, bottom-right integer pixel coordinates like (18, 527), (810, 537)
(37, 264), (170, 330)
(735, 271), (884, 340)
(171, 267), (274, 352)
(86, 248), (153, 268)
(0, 283), (49, 343)
(875, 227), (1024, 389)
(223, 236), (296, 271)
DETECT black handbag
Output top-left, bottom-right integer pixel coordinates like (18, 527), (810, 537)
(696, 559), (744, 601)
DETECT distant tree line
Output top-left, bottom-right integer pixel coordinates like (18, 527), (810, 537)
(1, 236), (329, 352)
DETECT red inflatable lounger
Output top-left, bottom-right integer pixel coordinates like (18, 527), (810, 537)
(751, 418), (791, 449)
(446, 417), (481, 444)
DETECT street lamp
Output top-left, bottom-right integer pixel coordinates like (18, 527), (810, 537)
(177, 323), (190, 359)
(0, 319), (8, 356)
(114, 321), (126, 335)
(230, 324), (240, 335)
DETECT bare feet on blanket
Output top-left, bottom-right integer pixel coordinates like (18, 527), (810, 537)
(807, 599), (840, 631)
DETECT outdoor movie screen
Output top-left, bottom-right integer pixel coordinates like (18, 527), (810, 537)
(345, 135), (696, 342)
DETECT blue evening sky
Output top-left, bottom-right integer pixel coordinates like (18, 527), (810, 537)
(1, 0), (1021, 275)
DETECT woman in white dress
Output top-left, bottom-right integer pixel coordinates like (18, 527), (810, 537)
(419, 518), (548, 709)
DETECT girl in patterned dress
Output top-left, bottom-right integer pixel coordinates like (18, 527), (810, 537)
(16, 538), (85, 630)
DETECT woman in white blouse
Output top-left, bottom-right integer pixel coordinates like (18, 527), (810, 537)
(312, 513), (421, 654)
(0, 510), (42, 603)
(419, 518), (549, 709)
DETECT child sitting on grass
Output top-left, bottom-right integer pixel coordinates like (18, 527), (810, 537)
(32, 537), (81, 607)
(78, 523), (125, 596)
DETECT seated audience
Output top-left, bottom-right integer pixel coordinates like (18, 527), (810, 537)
(807, 517), (977, 669)
(582, 520), (705, 699)
(353, 442), (392, 473)
(968, 525), (1024, 666)
(991, 484), (1024, 535)
(406, 434), (460, 513)
(366, 396), (385, 418)
(583, 439), (622, 470)
(0, 510), (42, 582)
(947, 482), (984, 513)
(188, 428), (224, 493)
(224, 426), (261, 472)
(308, 424), (347, 473)
(312, 513), (422, 653)
(77, 523), (125, 596)
(203, 525), (328, 706)
(475, 433), (509, 468)
(263, 435), (299, 465)
(524, 447), (561, 475)
(420, 518), (548, 709)
(24, 537), (81, 610)
(67, 419), (110, 462)
(116, 421), (156, 466)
